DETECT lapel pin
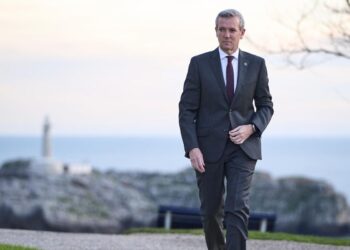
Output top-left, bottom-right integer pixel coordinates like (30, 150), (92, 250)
(244, 62), (248, 66)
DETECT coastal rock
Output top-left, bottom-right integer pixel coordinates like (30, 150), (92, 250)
(0, 160), (157, 233)
(1, 159), (350, 236)
(110, 168), (200, 208)
(250, 173), (350, 235)
(114, 168), (350, 236)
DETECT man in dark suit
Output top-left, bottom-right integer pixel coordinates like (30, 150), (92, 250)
(179, 9), (274, 250)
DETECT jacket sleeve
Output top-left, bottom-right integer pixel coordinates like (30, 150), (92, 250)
(250, 59), (274, 136)
(178, 57), (201, 157)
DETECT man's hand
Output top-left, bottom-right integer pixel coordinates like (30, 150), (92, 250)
(189, 148), (205, 173)
(229, 124), (254, 144)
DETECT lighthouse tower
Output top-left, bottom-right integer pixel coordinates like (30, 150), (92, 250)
(30, 117), (92, 175)
(42, 116), (52, 159)
(29, 117), (64, 175)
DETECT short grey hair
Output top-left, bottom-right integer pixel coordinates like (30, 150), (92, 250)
(215, 9), (245, 30)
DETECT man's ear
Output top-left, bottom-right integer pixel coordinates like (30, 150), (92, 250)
(240, 28), (246, 39)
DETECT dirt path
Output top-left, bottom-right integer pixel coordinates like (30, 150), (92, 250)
(0, 229), (349, 250)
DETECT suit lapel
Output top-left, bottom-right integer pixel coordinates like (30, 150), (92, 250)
(210, 49), (229, 104)
(232, 50), (249, 106)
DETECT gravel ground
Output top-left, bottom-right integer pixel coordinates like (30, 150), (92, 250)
(0, 229), (349, 250)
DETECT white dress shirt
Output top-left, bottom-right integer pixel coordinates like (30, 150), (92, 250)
(218, 47), (239, 92)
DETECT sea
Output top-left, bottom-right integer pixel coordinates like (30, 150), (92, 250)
(0, 136), (349, 202)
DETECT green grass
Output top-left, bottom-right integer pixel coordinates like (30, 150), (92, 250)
(0, 244), (38, 250)
(250, 231), (350, 246)
(126, 228), (350, 246)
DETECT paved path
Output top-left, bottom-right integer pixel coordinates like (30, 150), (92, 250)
(0, 229), (349, 250)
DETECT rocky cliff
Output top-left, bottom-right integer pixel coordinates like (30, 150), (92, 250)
(1, 160), (349, 236)
(0, 160), (157, 233)
(113, 168), (350, 236)
(250, 172), (350, 235)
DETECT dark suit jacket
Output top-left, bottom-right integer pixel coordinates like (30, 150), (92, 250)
(179, 48), (273, 162)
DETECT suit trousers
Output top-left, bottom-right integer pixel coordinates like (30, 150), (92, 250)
(195, 139), (257, 250)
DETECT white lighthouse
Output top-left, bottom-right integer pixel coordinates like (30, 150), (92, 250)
(42, 116), (51, 159)
(29, 117), (92, 175)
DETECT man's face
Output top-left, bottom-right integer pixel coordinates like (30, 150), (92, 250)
(216, 16), (245, 54)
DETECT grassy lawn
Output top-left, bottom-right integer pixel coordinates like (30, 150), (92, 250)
(249, 231), (350, 246)
(126, 228), (350, 246)
(0, 244), (37, 250)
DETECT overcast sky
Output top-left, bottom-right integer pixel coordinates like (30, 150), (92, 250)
(0, 0), (349, 137)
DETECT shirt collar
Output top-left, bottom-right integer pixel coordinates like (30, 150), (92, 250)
(218, 47), (239, 60)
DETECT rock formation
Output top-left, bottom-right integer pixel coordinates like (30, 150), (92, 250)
(250, 172), (350, 235)
(0, 160), (157, 233)
(113, 168), (350, 236)
(1, 160), (349, 236)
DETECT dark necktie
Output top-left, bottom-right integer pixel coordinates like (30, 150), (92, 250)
(226, 56), (234, 101)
